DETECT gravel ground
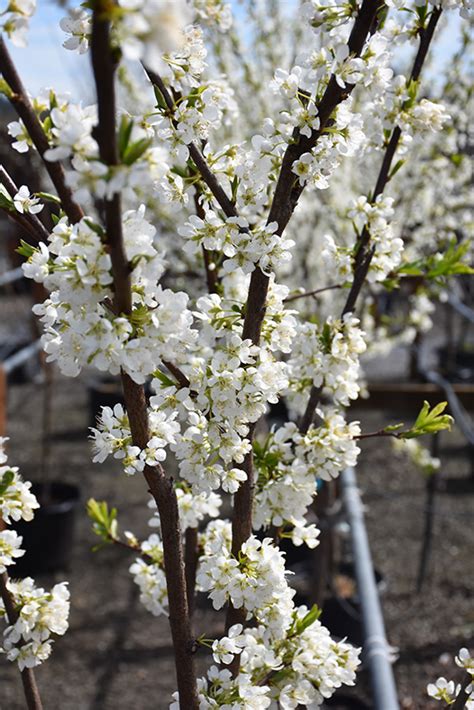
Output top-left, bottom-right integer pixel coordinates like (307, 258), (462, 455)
(0, 368), (472, 709)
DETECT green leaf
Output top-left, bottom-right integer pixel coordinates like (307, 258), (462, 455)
(0, 469), (15, 497)
(16, 239), (35, 259)
(388, 159), (405, 181)
(295, 604), (321, 634)
(426, 241), (474, 278)
(396, 240), (474, 282)
(319, 322), (333, 354)
(153, 84), (168, 112)
(36, 191), (61, 205)
(153, 369), (176, 389)
(0, 184), (14, 211)
(122, 137), (152, 166)
(83, 218), (106, 239)
(0, 77), (14, 99)
(87, 498), (118, 543)
(402, 401), (453, 439)
(170, 165), (189, 178)
(231, 176), (239, 203)
(397, 261), (424, 276)
(118, 115), (134, 160)
(384, 423), (405, 432)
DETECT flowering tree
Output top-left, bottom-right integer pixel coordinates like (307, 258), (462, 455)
(0, 0), (472, 708)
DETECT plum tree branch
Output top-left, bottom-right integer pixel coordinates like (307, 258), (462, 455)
(342, 6), (443, 317)
(301, 7), (443, 433)
(144, 66), (237, 219)
(225, 0), (381, 636)
(90, 5), (198, 707)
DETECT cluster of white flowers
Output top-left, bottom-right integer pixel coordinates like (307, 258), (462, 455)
(1, 579), (70, 671)
(323, 195), (404, 284)
(0, 0), (36, 47)
(427, 647), (474, 707)
(172, 609), (360, 709)
(0, 529), (24, 573)
(193, 0), (232, 31)
(287, 314), (366, 410)
(0, 438), (39, 524)
(253, 412), (359, 530)
(129, 534), (168, 617)
(23, 206), (196, 383)
(91, 403), (180, 475)
(0, 439), (69, 671)
(290, 102), (365, 190)
(367, 74), (451, 154)
(179, 212), (294, 275)
(198, 530), (295, 635)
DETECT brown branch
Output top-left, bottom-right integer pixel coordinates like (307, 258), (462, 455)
(266, 0), (379, 239)
(451, 677), (472, 710)
(299, 8), (444, 434)
(299, 386), (323, 435)
(225, 0), (380, 636)
(162, 359), (191, 388)
(0, 572), (43, 710)
(0, 38), (83, 225)
(342, 6), (443, 317)
(90, 7), (198, 708)
(144, 67), (237, 219)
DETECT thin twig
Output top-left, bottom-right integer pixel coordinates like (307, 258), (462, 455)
(162, 359), (191, 389)
(194, 191), (219, 294)
(353, 429), (401, 440)
(144, 67), (237, 219)
(0, 38), (83, 225)
(284, 283), (343, 303)
(342, 7), (443, 317)
(90, 7), (198, 707)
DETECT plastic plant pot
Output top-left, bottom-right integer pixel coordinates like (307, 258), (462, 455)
(320, 562), (386, 646)
(14, 481), (80, 575)
(87, 376), (124, 428)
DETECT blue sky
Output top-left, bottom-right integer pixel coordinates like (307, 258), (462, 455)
(8, 1), (463, 100)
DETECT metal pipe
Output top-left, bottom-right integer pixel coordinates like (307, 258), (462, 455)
(341, 467), (400, 710)
(447, 295), (474, 324)
(0, 267), (24, 288)
(3, 340), (42, 375)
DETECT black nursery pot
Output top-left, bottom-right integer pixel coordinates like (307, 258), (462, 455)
(87, 376), (124, 428)
(323, 694), (371, 710)
(437, 345), (474, 382)
(320, 563), (386, 647)
(14, 481), (80, 576)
